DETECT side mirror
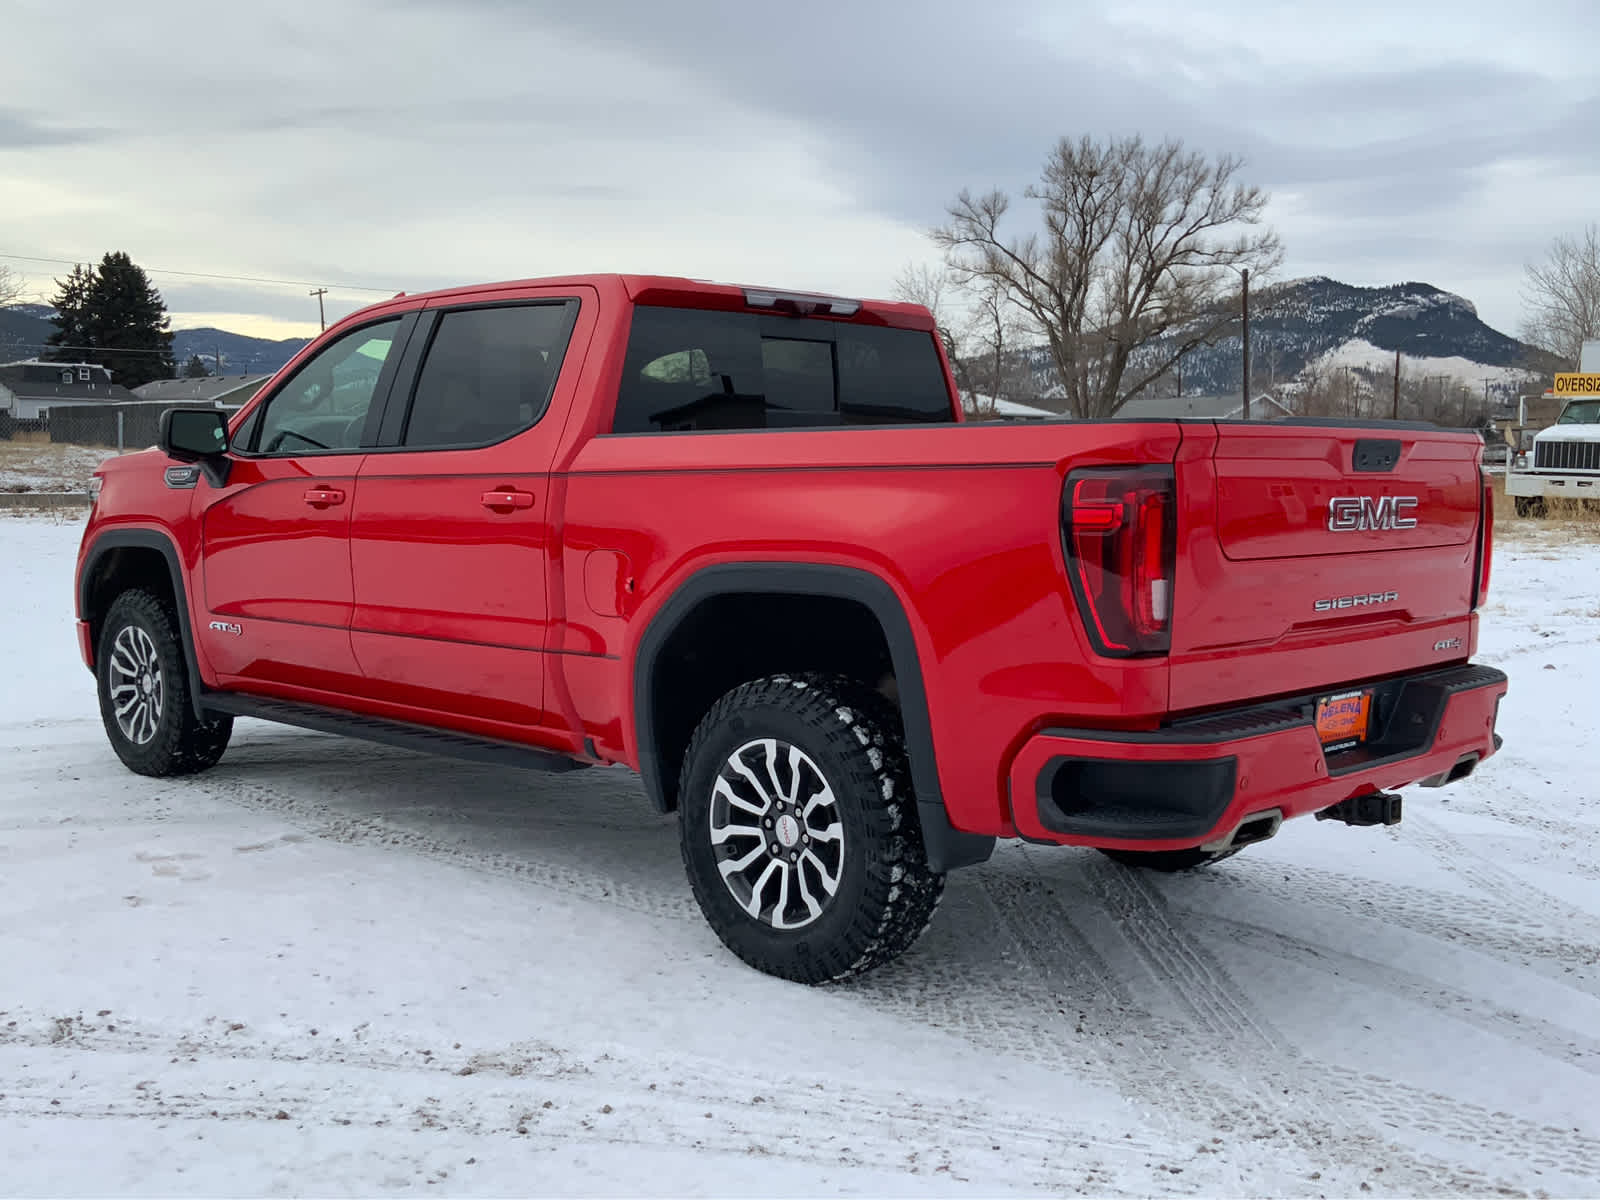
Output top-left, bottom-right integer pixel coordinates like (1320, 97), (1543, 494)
(159, 407), (232, 486)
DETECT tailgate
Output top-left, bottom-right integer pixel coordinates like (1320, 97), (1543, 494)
(1169, 422), (1485, 713)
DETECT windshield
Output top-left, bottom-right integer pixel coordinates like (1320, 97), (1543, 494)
(1557, 400), (1600, 424)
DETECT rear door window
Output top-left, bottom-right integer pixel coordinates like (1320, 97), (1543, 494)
(401, 301), (578, 449)
(613, 306), (954, 433)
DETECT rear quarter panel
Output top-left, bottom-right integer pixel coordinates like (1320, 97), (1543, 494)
(557, 422), (1182, 835)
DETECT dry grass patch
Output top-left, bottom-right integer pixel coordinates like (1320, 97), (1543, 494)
(0, 441), (122, 493)
(1490, 474), (1600, 543)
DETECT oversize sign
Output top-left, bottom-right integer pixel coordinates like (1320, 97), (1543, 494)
(1552, 373), (1600, 396)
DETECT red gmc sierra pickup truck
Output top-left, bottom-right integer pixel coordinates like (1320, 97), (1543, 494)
(75, 274), (1507, 983)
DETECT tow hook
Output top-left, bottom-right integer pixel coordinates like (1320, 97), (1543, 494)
(1315, 791), (1403, 827)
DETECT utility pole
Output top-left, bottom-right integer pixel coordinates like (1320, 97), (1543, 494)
(309, 287), (328, 331)
(1241, 268), (1251, 420)
(1392, 348), (1401, 420)
(215, 343), (222, 377)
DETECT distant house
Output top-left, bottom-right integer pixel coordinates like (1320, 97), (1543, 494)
(0, 360), (136, 419)
(966, 396), (1061, 420)
(1113, 391), (1294, 421)
(132, 373), (274, 409)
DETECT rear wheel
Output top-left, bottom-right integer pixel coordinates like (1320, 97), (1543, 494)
(677, 673), (944, 983)
(1097, 845), (1243, 873)
(1514, 496), (1547, 518)
(96, 589), (232, 777)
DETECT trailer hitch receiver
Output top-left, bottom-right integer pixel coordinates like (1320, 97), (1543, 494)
(1315, 791), (1403, 827)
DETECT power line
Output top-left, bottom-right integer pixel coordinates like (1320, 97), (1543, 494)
(0, 253), (400, 295)
(1, 339), (304, 359)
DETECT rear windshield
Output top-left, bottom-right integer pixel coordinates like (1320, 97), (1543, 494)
(612, 305), (955, 434)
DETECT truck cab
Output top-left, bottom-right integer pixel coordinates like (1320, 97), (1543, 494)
(1507, 339), (1600, 516)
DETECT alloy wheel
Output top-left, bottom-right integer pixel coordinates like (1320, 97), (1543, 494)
(108, 625), (164, 745)
(709, 738), (846, 930)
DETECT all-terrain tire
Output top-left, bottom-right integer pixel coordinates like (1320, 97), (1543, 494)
(677, 673), (945, 984)
(1097, 845), (1244, 873)
(1514, 496), (1547, 519)
(96, 588), (233, 777)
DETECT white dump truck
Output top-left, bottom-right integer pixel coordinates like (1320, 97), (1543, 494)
(1507, 339), (1600, 516)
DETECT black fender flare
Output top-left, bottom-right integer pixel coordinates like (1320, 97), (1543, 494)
(632, 562), (995, 873)
(79, 528), (210, 721)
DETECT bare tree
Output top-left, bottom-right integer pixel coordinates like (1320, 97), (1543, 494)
(0, 264), (25, 308)
(932, 135), (1282, 419)
(1521, 224), (1600, 368)
(893, 264), (1025, 416)
(893, 262), (977, 406)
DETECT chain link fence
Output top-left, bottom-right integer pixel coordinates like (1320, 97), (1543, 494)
(39, 402), (239, 451)
(44, 403), (170, 450)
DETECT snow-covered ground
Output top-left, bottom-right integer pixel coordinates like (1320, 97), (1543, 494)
(3, 514), (1598, 1197)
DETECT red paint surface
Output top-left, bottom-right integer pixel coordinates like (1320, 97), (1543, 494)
(75, 273), (1504, 848)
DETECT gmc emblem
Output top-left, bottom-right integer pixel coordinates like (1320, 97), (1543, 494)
(1328, 495), (1419, 532)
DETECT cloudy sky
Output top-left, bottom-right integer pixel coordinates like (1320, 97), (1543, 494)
(4, 0), (1595, 343)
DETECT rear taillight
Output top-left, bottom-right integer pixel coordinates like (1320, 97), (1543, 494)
(1063, 466), (1176, 656)
(1474, 473), (1493, 608)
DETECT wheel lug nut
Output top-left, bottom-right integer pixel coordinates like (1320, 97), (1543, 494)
(790, 852), (798, 862)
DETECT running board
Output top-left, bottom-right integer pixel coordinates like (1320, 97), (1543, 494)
(201, 693), (588, 774)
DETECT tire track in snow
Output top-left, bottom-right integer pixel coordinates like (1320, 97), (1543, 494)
(1191, 859), (1600, 986)
(1064, 856), (1594, 1194)
(52, 737), (1592, 1192)
(0, 1013), (1171, 1191)
(1404, 810), (1600, 937)
(1181, 909), (1600, 1074)
(218, 774), (698, 924)
(862, 851), (1529, 1196)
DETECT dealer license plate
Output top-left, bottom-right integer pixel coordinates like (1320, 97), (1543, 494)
(1315, 689), (1373, 751)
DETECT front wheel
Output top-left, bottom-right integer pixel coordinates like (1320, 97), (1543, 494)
(677, 674), (944, 983)
(96, 589), (232, 777)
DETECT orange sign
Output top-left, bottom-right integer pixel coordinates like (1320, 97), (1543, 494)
(1315, 690), (1373, 747)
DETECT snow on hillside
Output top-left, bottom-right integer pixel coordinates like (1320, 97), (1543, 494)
(2, 516), (1598, 1196)
(1308, 338), (1536, 391)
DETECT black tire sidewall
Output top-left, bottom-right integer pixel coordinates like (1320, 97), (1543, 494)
(679, 682), (902, 982)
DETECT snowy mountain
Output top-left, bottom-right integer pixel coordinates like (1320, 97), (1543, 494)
(1142, 276), (1559, 400)
(0, 304), (55, 359)
(169, 328), (310, 376)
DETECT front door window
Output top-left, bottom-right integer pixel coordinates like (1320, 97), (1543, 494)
(252, 319), (402, 455)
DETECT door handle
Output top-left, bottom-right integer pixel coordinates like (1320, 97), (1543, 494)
(303, 487), (346, 507)
(480, 489), (535, 511)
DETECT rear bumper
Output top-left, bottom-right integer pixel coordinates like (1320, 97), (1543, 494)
(1007, 664), (1507, 851)
(1505, 472), (1600, 498)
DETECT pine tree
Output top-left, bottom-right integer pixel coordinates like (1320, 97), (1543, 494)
(45, 264), (95, 360)
(44, 252), (176, 388)
(183, 354), (211, 378)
